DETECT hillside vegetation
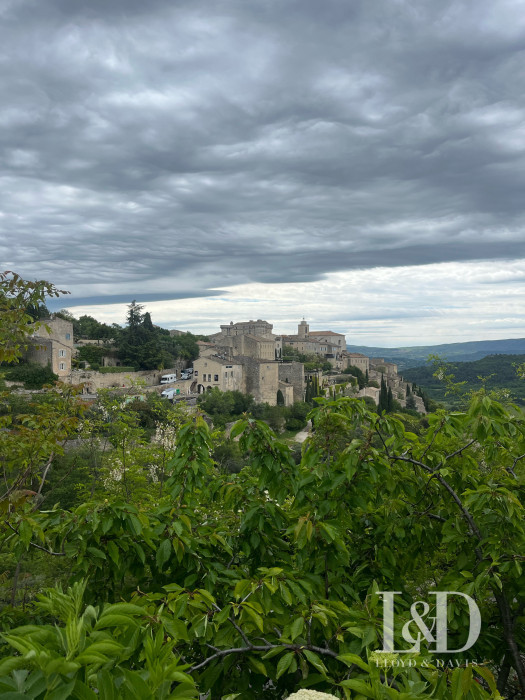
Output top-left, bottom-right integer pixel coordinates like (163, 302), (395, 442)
(403, 353), (525, 406)
(348, 338), (525, 369)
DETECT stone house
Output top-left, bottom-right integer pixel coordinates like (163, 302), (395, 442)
(24, 316), (74, 378)
(343, 353), (370, 374)
(193, 356), (244, 394)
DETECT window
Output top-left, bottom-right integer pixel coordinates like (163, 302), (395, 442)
(65, 333), (71, 340)
(208, 374), (212, 381)
(58, 349), (66, 357)
(59, 362), (65, 370)
(214, 374), (219, 381)
(194, 371), (198, 376)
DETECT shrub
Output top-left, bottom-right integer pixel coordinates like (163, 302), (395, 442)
(4, 362), (58, 389)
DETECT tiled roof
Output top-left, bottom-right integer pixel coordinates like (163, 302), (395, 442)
(308, 331), (344, 337)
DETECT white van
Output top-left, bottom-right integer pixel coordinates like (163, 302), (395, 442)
(160, 373), (177, 384)
(161, 387), (179, 399)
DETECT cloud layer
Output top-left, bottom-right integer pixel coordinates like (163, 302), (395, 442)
(1, 0), (524, 341)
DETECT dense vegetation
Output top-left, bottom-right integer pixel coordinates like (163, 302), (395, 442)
(3, 362), (58, 389)
(0, 272), (524, 699)
(197, 388), (311, 433)
(282, 346), (333, 372)
(62, 303), (200, 371)
(404, 354), (525, 407)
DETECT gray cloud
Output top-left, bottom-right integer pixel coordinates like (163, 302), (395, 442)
(1, 0), (525, 305)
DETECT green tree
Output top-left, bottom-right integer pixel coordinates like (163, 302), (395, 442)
(1, 274), (523, 698)
(0, 271), (68, 364)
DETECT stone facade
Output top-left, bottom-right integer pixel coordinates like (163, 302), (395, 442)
(238, 356), (281, 405)
(217, 320), (274, 338)
(25, 316), (74, 378)
(278, 362), (305, 404)
(344, 353), (370, 373)
(193, 356), (244, 394)
(67, 367), (180, 393)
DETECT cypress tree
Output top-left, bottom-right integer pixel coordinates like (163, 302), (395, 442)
(379, 375), (388, 413)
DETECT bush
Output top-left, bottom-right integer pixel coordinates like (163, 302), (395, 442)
(4, 362), (58, 389)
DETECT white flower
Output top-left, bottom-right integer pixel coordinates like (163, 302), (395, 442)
(287, 691), (339, 700)
(152, 422), (177, 451)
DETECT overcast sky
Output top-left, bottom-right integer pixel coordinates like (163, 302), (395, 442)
(2, 0), (525, 345)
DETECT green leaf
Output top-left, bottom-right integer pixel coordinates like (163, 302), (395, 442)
(276, 651), (294, 679)
(302, 649), (327, 676)
(107, 541), (119, 566)
(156, 538), (172, 570)
(45, 681), (76, 700)
(247, 656), (267, 676)
(474, 666), (499, 694)
(339, 679), (376, 698)
(290, 616), (304, 641)
(337, 652), (370, 672)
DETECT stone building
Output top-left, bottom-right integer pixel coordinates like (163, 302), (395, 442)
(343, 353), (370, 373)
(216, 320), (274, 339)
(193, 320), (305, 406)
(24, 316), (74, 378)
(281, 320), (346, 368)
(193, 356), (244, 394)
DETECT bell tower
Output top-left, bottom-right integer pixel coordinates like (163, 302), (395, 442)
(298, 319), (309, 338)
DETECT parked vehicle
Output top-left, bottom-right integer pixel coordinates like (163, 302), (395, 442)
(160, 373), (177, 384)
(161, 387), (179, 399)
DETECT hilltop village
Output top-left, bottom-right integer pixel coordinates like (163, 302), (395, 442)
(21, 315), (426, 413)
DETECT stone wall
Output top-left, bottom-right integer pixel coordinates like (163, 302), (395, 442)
(238, 357), (280, 405)
(278, 361), (305, 403)
(66, 367), (181, 393)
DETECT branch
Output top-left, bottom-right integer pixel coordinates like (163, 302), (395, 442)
(36, 452), (54, 497)
(190, 641), (338, 672)
(390, 454), (483, 542)
(444, 440), (476, 461)
(4, 520), (66, 556)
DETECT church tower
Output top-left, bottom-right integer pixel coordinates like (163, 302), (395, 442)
(298, 319), (309, 338)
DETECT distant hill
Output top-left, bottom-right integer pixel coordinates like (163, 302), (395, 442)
(347, 338), (525, 370)
(403, 354), (525, 407)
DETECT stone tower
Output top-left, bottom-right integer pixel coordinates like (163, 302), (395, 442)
(298, 319), (309, 338)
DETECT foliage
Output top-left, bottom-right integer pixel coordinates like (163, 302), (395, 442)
(197, 388), (255, 427)
(75, 345), (108, 370)
(0, 581), (197, 699)
(0, 271), (68, 365)
(2, 393), (524, 696)
(97, 366), (136, 374)
(4, 362), (58, 389)
(342, 365), (367, 389)
(0, 384), (84, 506)
(70, 314), (115, 341)
(1, 275), (524, 698)
(404, 354), (525, 407)
(115, 302), (200, 370)
(283, 346), (332, 372)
